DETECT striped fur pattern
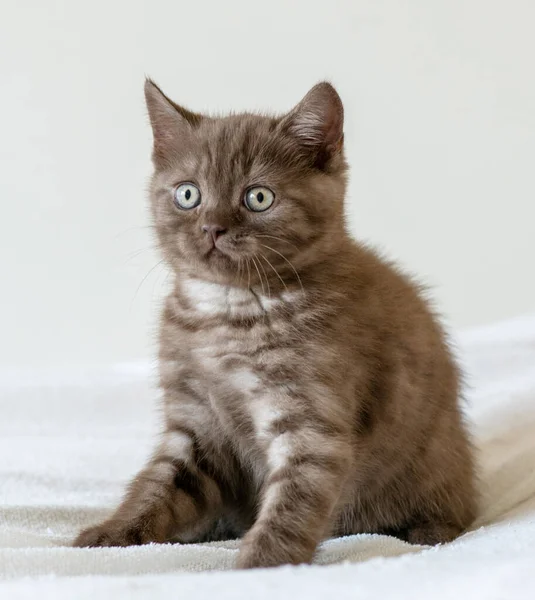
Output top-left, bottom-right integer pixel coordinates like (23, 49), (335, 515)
(74, 81), (477, 568)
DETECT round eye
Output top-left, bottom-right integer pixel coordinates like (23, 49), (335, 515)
(174, 183), (201, 210)
(244, 186), (275, 212)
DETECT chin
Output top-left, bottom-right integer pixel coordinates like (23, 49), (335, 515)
(203, 249), (241, 279)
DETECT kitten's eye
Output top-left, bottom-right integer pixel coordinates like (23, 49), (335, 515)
(174, 183), (201, 210)
(244, 186), (275, 212)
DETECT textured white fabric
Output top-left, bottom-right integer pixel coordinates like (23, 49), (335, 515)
(1, 315), (535, 599)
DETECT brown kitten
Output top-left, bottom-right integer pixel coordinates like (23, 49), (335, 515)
(74, 79), (476, 568)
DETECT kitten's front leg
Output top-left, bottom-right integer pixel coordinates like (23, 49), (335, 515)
(237, 427), (352, 568)
(74, 427), (222, 547)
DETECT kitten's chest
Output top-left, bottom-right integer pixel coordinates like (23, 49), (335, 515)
(179, 278), (300, 437)
(195, 332), (290, 470)
(190, 304), (288, 394)
(181, 277), (298, 370)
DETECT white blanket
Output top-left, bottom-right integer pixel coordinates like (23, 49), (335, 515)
(1, 315), (535, 599)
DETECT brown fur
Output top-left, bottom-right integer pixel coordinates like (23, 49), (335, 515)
(74, 80), (477, 568)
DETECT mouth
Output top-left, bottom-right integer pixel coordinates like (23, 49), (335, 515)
(205, 245), (230, 259)
(202, 237), (246, 264)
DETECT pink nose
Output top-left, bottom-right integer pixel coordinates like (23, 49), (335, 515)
(202, 224), (227, 244)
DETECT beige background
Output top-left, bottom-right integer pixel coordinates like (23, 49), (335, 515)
(1, 0), (534, 367)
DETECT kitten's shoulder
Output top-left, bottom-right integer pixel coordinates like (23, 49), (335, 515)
(313, 237), (437, 327)
(320, 238), (421, 294)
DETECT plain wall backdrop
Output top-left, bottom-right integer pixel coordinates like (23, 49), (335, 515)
(1, 0), (534, 367)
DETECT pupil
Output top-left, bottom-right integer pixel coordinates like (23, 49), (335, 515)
(185, 189), (191, 200)
(257, 192), (264, 203)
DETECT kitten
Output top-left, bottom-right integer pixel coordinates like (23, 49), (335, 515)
(74, 80), (476, 568)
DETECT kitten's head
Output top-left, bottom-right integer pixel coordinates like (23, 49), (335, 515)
(145, 80), (348, 286)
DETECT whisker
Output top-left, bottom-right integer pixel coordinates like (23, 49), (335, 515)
(162, 267), (173, 291)
(258, 255), (271, 299)
(235, 256), (241, 286)
(123, 247), (155, 265)
(237, 256), (244, 287)
(151, 262), (171, 301)
(259, 244), (304, 294)
(255, 234), (300, 252)
(246, 257), (252, 290)
(258, 252), (289, 293)
(251, 256), (265, 297)
(130, 259), (166, 309)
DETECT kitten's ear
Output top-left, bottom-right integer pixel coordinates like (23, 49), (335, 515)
(144, 78), (202, 164)
(281, 82), (344, 169)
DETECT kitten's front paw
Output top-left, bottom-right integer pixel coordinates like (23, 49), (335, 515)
(236, 528), (314, 569)
(405, 521), (463, 546)
(73, 519), (147, 548)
